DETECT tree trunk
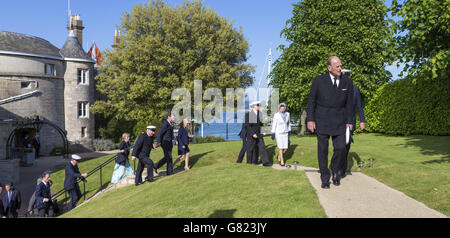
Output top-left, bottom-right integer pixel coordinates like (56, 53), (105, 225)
(300, 109), (307, 135)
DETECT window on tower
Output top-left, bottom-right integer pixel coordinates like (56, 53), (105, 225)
(78, 101), (88, 118)
(45, 64), (55, 76)
(77, 69), (88, 84)
(81, 127), (86, 137)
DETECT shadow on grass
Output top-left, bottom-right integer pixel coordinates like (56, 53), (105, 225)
(208, 209), (237, 218)
(347, 152), (362, 170)
(172, 151), (214, 171)
(284, 144), (298, 164)
(375, 134), (450, 162)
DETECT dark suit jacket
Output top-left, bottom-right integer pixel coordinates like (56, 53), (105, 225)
(177, 127), (189, 146)
(245, 110), (264, 140)
(157, 119), (174, 144)
(238, 121), (247, 139)
(132, 132), (156, 158)
(33, 136), (40, 149)
(307, 72), (354, 136)
(351, 85), (366, 128)
(64, 162), (85, 191)
(0, 197), (4, 217)
(35, 182), (52, 210)
(116, 141), (130, 165)
(1, 188), (21, 213)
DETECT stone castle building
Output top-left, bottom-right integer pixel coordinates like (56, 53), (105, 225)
(0, 15), (95, 156)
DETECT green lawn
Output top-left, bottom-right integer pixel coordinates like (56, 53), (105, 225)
(52, 133), (450, 217)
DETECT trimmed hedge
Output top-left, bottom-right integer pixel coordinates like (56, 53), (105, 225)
(365, 76), (450, 135)
(192, 136), (226, 144)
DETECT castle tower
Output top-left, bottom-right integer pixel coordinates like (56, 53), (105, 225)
(60, 29), (96, 150)
(67, 15), (84, 47)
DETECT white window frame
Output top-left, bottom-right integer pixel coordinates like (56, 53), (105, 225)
(78, 101), (88, 118)
(77, 69), (88, 85)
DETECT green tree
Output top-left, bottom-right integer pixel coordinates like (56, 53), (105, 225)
(390, 0), (450, 80)
(92, 0), (253, 136)
(270, 0), (394, 116)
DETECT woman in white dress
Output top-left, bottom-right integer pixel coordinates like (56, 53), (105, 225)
(271, 103), (291, 166)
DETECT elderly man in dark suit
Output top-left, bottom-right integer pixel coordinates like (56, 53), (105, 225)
(1, 182), (22, 218)
(64, 155), (87, 211)
(35, 172), (54, 217)
(155, 113), (176, 175)
(339, 70), (366, 178)
(307, 56), (354, 189)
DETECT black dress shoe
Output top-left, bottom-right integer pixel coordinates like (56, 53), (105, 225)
(332, 173), (341, 186)
(321, 182), (330, 189)
(135, 182), (143, 186)
(146, 178), (155, 183)
(263, 163), (272, 167)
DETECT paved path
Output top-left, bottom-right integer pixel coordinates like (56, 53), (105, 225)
(271, 164), (447, 218)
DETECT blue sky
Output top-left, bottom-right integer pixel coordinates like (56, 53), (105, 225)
(0, 0), (402, 85)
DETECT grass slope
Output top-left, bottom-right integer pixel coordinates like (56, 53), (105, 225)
(61, 163), (325, 218)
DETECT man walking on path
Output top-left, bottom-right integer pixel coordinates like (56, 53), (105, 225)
(307, 56), (354, 189)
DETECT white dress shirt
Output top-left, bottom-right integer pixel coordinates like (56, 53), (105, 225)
(329, 73), (340, 87)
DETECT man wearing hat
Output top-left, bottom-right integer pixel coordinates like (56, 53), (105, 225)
(236, 102), (259, 164)
(64, 154), (87, 211)
(132, 126), (158, 185)
(245, 101), (270, 166)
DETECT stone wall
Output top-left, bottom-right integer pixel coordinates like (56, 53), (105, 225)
(64, 60), (95, 150)
(0, 54), (66, 155)
(0, 121), (13, 160)
(0, 159), (20, 184)
(0, 121), (19, 184)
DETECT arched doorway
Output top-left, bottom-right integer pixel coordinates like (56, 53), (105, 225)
(5, 116), (69, 160)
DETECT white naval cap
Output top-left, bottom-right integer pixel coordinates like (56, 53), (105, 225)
(72, 154), (82, 161)
(250, 100), (261, 106)
(147, 125), (156, 130)
(342, 69), (352, 74)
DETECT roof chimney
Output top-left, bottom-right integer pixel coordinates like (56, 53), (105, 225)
(67, 14), (84, 47)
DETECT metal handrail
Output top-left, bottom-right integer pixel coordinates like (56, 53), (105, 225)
(51, 154), (118, 209)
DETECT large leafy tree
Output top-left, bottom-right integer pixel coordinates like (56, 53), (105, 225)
(92, 0), (253, 136)
(270, 0), (394, 116)
(390, 0), (450, 80)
